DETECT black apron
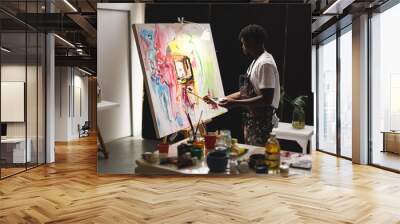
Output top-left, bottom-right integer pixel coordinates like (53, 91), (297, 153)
(240, 57), (275, 146)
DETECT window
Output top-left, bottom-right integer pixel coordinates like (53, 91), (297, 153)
(370, 3), (400, 171)
(317, 36), (337, 154)
(316, 24), (353, 159)
(339, 28), (352, 158)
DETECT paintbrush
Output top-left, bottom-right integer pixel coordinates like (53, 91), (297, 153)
(185, 111), (195, 140)
(186, 88), (220, 106)
(200, 120), (206, 136)
(194, 111), (203, 139)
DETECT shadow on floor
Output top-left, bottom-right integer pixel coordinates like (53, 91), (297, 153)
(97, 137), (159, 174)
(372, 151), (400, 171)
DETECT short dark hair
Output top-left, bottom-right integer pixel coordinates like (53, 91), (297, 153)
(238, 24), (268, 46)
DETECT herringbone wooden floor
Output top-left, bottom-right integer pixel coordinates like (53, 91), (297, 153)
(1, 135), (400, 224)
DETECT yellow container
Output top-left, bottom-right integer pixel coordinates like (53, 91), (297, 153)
(265, 133), (281, 172)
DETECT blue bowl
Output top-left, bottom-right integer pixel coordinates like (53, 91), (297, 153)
(207, 151), (228, 173)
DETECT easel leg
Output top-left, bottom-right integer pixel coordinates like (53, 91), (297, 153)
(97, 124), (108, 159)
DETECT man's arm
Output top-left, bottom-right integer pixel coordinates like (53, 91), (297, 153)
(220, 88), (274, 108)
(203, 91), (242, 106)
(226, 91), (242, 100)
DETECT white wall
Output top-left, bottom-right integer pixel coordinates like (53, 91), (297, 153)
(55, 67), (70, 141)
(97, 3), (145, 143)
(73, 73), (89, 137)
(55, 67), (89, 141)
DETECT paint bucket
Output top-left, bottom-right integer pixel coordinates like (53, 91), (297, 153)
(207, 151), (228, 173)
(191, 148), (203, 160)
(157, 143), (169, 154)
(205, 132), (217, 150)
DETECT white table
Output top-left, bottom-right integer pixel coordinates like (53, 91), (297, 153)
(1, 138), (32, 163)
(273, 122), (314, 154)
(135, 139), (311, 176)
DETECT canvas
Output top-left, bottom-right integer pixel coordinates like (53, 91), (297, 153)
(133, 23), (227, 138)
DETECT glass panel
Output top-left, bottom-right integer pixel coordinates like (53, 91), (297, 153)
(371, 4), (400, 171)
(27, 31), (38, 169)
(38, 33), (45, 165)
(0, 1), (46, 178)
(1, 31), (28, 177)
(318, 36), (337, 154)
(339, 29), (352, 158)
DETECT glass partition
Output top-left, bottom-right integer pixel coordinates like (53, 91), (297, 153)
(1, 31), (28, 177)
(27, 30), (38, 169)
(0, 2), (46, 179)
(38, 32), (45, 165)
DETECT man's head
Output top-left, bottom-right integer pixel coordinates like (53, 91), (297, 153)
(239, 24), (268, 58)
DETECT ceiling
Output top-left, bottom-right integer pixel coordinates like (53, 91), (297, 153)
(1, 0), (391, 74)
(0, 0), (98, 74)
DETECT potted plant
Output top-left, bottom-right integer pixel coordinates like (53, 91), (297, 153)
(280, 88), (308, 129)
(290, 96), (308, 129)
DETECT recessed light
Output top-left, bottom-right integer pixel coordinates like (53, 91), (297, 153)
(78, 67), (93, 76)
(54, 34), (75, 48)
(1, 47), (11, 53)
(63, 0), (78, 12)
(322, 0), (354, 15)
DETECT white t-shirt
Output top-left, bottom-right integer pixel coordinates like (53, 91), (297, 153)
(246, 51), (280, 109)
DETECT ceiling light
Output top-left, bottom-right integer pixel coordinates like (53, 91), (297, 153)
(54, 34), (75, 48)
(1, 47), (11, 53)
(323, 0), (342, 14)
(78, 67), (93, 76)
(322, 0), (354, 15)
(63, 0), (78, 12)
(76, 49), (85, 55)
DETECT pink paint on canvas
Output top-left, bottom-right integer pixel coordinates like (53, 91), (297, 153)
(134, 24), (226, 138)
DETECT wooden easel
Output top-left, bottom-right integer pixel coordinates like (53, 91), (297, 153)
(97, 124), (108, 159)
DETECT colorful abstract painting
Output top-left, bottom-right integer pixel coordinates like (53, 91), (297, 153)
(133, 24), (226, 138)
